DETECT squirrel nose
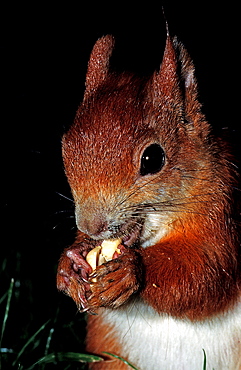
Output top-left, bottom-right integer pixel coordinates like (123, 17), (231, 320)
(83, 218), (108, 237)
(75, 209), (108, 238)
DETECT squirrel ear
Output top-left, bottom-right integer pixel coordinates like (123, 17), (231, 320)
(172, 38), (204, 126)
(84, 35), (115, 98)
(154, 35), (207, 131)
(153, 34), (180, 103)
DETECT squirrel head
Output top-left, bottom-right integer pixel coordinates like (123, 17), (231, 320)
(62, 34), (232, 246)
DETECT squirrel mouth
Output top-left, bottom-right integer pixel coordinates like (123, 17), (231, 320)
(88, 218), (143, 248)
(120, 220), (143, 247)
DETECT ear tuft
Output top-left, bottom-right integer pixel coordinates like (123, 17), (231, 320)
(152, 34), (180, 105)
(154, 34), (208, 132)
(173, 37), (197, 94)
(84, 35), (115, 98)
(158, 34), (178, 93)
(172, 37), (205, 126)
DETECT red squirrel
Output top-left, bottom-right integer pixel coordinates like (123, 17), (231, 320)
(56, 33), (241, 369)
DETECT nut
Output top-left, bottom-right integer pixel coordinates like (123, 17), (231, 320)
(85, 246), (101, 271)
(86, 238), (122, 271)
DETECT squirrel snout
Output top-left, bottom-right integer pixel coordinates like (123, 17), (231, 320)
(76, 212), (109, 238)
(75, 202), (111, 238)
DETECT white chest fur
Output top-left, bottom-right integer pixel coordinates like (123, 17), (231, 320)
(102, 299), (241, 370)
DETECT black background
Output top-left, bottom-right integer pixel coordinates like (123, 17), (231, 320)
(1, 1), (240, 367)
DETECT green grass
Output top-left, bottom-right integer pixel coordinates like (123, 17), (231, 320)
(0, 278), (103, 369)
(0, 276), (139, 369)
(0, 188), (103, 369)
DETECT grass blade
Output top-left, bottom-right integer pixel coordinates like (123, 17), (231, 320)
(0, 278), (14, 346)
(202, 349), (207, 370)
(44, 327), (54, 356)
(26, 352), (103, 369)
(103, 352), (139, 370)
(0, 292), (8, 306)
(12, 319), (50, 367)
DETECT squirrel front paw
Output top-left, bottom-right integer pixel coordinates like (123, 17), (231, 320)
(87, 248), (142, 309)
(57, 243), (94, 312)
(57, 242), (142, 313)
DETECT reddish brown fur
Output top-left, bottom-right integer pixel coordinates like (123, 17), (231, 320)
(57, 34), (241, 368)
(86, 311), (128, 369)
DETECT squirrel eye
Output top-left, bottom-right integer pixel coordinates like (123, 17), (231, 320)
(140, 144), (165, 176)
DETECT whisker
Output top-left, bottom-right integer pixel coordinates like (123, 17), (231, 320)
(116, 174), (167, 208)
(52, 209), (75, 216)
(127, 205), (211, 218)
(121, 191), (213, 211)
(116, 162), (239, 216)
(180, 173), (241, 193)
(56, 191), (74, 203)
(174, 166), (240, 192)
(52, 221), (76, 231)
(118, 191), (217, 220)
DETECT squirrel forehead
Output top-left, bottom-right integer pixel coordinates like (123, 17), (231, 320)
(62, 86), (156, 191)
(66, 78), (159, 148)
(62, 70), (187, 185)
